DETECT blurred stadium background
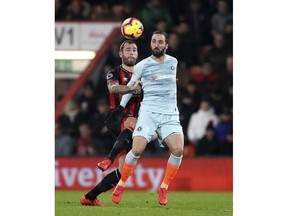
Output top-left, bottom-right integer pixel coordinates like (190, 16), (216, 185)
(55, 0), (233, 195)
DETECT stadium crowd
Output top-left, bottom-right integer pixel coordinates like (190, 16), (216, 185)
(55, 0), (233, 157)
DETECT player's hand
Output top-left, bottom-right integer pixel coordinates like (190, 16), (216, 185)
(131, 80), (142, 91)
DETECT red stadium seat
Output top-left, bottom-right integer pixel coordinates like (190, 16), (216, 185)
(189, 66), (202, 78)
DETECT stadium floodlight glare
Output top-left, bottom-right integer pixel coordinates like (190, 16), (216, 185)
(55, 51), (96, 60)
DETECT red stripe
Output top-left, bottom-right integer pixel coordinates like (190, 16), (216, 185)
(109, 93), (116, 110)
(129, 99), (137, 116)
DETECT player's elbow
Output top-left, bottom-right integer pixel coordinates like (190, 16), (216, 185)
(109, 86), (118, 94)
(109, 89), (116, 94)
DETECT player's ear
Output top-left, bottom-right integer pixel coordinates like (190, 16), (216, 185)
(165, 43), (168, 50)
(119, 50), (123, 58)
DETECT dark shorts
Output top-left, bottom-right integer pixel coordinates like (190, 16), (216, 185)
(105, 110), (127, 139)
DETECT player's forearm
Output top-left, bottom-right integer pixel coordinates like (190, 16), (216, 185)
(110, 85), (135, 94)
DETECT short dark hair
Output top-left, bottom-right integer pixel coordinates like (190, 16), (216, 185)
(119, 40), (136, 51)
(152, 31), (169, 43)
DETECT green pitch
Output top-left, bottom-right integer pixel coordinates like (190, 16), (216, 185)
(55, 190), (232, 216)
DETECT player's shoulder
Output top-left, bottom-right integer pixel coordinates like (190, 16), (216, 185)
(165, 54), (178, 64)
(106, 65), (121, 80)
(108, 65), (121, 74)
(134, 58), (150, 70)
(136, 57), (150, 66)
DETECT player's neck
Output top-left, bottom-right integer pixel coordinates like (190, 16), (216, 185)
(121, 64), (134, 73)
(151, 54), (166, 63)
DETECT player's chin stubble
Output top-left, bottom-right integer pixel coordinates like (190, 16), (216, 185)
(152, 48), (165, 58)
(123, 57), (136, 66)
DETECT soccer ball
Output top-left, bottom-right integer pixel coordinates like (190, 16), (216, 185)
(121, 17), (144, 40)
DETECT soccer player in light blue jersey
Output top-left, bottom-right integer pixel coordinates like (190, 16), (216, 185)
(112, 31), (184, 205)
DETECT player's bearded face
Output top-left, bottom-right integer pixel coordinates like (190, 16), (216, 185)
(151, 34), (167, 58)
(123, 55), (136, 66)
(151, 47), (165, 57)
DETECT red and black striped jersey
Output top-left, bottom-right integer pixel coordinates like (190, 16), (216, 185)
(106, 65), (142, 117)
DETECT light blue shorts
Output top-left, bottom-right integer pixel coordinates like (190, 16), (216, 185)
(133, 109), (183, 147)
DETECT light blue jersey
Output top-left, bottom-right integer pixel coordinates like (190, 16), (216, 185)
(121, 54), (179, 115)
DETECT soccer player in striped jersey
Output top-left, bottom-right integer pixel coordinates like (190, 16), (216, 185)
(80, 40), (142, 206)
(112, 31), (184, 205)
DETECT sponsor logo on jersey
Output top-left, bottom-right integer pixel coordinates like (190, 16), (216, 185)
(152, 74), (175, 81)
(151, 75), (158, 80)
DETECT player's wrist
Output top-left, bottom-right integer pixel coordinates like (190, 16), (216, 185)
(130, 86), (136, 91)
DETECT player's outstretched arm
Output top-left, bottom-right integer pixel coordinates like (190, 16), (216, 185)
(107, 80), (141, 95)
(120, 63), (143, 108)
